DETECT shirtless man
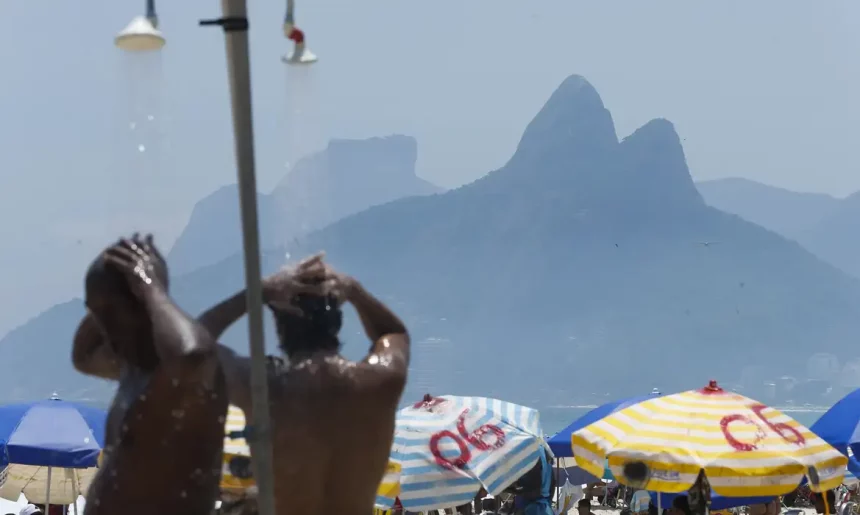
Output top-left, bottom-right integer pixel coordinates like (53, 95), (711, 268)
(198, 254), (410, 514)
(74, 253), (410, 514)
(73, 235), (227, 514)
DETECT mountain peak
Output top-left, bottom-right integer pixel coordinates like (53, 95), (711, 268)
(618, 118), (703, 211)
(551, 75), (604, 106)
(511, 75), (617, 165)
(483, 77), (700, 213)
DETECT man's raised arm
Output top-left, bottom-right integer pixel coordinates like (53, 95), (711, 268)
(194, 253), (327, 411)
(104, 237), (217, 381)
(343, 278), (410, 373)
(71, 313), (122, 381)
(197, 253), (326, 341)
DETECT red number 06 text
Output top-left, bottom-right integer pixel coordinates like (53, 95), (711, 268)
(720, 403), (806, 452)
(429, 409), (506, 469)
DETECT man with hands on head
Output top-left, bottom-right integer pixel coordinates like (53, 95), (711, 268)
(74, 250), (410, 515)
(75, 234), (227, 515)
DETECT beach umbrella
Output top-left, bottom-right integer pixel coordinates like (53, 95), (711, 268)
(648, 491), (775, 511)
(375, 394), (548, 512)
(549, 393), (663, 457)
(555, 456), (613, 485)
(549, 393), (662, 486)
(221, 406), (255, 494)
(572, 380), (846, 497)
(811, 388), (860, 476)
(0, 395), (106, 505)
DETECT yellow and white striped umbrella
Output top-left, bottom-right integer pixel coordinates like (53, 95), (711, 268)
(376, 461), (401, 503)
(222, 406), (255, 493)
(374, 462), (402, 514)
(572, 381), (848, 497)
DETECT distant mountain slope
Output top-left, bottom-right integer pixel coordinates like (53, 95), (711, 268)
(6, 75), (860, 407)
(0, 300), (112, 403)
(697, 178), (860, 279)
(799, 191), (860, 279)
(167, 135), (442, 275)
(696, 177), (839, 239)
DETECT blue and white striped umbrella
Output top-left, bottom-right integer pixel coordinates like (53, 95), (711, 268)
(375, 395), (548, 512)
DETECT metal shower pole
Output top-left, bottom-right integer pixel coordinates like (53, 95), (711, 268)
(200, 2), (277, 515)
(145, 0), (156, 21)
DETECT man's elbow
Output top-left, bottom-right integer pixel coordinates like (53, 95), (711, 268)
(71, 349), (92, 375)
(71, 340), (99, 376)
(71, 350), (119, 380)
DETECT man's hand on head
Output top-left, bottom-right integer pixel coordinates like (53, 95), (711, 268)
(319, 264), (359, 305)
(103, 233), (167, 298)
(262, 253), (328, 315)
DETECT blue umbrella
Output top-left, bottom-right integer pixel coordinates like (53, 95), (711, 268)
(0, 395), (106, 468)
(811, 388), (860, 476)
(549, 394), (660, 488)
(548, 393), (661, 457)
(554, 456), (614, 487)
(650, 492), (775, 511)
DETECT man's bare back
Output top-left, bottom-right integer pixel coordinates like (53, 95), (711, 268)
(73, 235), (227, 515)
(199, 254), (411, 514)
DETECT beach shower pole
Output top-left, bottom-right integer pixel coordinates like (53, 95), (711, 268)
(199, 2), (277, 515)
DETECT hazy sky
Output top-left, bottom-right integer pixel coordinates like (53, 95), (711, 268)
(0, 0), (858, 336)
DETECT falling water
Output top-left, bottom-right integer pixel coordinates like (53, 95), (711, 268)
(272, 63), (327, 252)
(107, 50), (168, 242)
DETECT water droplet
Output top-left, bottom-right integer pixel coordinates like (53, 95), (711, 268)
(218, 415), (226, 424)
(140, 394), (147, 401)
(172, 378), (180, 387)
(147, 114), (155, 121)
(172, 409), (185, 419)
(284, 252), (291, 261)
(137, 144), (146, 153)
(180, 490), (187, 498)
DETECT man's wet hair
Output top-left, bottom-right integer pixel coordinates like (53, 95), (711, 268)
(271, 292), (343, 357)
(578, 499), (592, 508)
(85, 255), (134, 301)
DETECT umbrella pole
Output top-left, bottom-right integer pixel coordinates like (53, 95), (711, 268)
(46, 466), (52, 512)
(555, 458), (560, 512)
(200, 2), (277, 515)
(72, 471), (80, 515)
